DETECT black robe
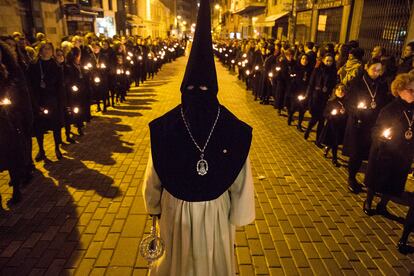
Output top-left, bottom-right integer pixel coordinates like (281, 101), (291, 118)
(27, 59), (64, 135)
(64, 63), (89, 123)
(342, 73), (391, 159)
(318, 97), (347, 147)
(0, 78), (32, 171)
(364, 98), (414, 196)
(306, 64), (337, 117)
(274, 58), (296, 110)
(289, 62), (313, 111)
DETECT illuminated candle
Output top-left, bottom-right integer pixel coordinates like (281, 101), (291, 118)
(138, 56), (143, 60)
(72, 85), (79, 92)
(43, 109), (49, 115)
(331, 109), (338, 115)
(100, 63), (106, 68)
(73, 107), (79, 114)
(154, 58), (158, 61)
(225, 54), (228, 57)
(382, 128), (392, 140)
(126, 70), (130, 75)
(126, 56), (131, 61)
(231, 60), (235, 64)
(357, 101), (367, 109)
(276, 66), (281, 71)
(246, 70), (250, 76)
(297, 95), (305, 101)
(255, 65), (259, 71)
(238, 62), (241, 66)
(87, 63), (92, 68)
(268, 72), (273, 78)
(128, 52), (133, 57)
(0, 98), (11, 105)
(94, 77), (101, 83)
(116, 69), (122, 75)
(242, 53), (247, 58)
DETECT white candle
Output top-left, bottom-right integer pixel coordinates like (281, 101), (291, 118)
(71, 85), (79, 92)
(0, 98), (11, 105)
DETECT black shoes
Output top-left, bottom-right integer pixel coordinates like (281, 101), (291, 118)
(297, 125), (304, 132)
(397, 240), (414, 254)
(348, 178), (363, 194)
(363, 200), (375, 216)
(332, 159), (341, 168)
(376, 203), (391, 217)
(35, 151), (46, 162)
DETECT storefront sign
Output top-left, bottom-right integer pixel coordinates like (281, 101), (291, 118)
(314, 0), (349, 9)
(317, 15), (327, 31)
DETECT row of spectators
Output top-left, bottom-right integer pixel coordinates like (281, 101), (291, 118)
(215, 38), (414, 253)
(0, 31), (186, 207)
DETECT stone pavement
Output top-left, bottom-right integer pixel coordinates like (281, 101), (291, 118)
(1, 55), (414, 275)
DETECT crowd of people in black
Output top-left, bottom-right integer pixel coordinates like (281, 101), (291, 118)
(215, 38), (414, 253)
(0, 31), (185, 208)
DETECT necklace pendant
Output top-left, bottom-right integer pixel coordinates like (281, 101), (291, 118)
(40, 79), (46, 88)
(405, 129), (413, 140)
(340, 108), (345, 114)
(197, 157), (208, 176)
(370, 101), (377, 109)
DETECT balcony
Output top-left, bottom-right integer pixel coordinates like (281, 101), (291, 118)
(232, 0), (266, 15)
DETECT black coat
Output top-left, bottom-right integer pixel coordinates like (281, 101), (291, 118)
(342, 73), (391, 159)
(318, 97), (347, 147)
(364, 98), (414, 196)
(289, 63), (313, 111)
(0, 78), (33, 171)
(274, 58), (296, 109)
(64, 63), (89, 123)
(306, 64), (337, 117)
(27, 59), (64, 134)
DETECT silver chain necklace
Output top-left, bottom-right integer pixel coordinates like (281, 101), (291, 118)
(363, 76), (378, 109)
(403, 110), (414, 140)
(180, 106), (221, 176)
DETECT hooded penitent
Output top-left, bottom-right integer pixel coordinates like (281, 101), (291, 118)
(149, 0), (252, 202)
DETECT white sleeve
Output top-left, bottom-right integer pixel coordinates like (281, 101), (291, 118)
(229, 156), (255, 226)
(142, 152), (163, 216)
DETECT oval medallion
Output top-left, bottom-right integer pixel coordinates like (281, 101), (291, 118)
(405, 130), (413, 140)
(371, 101), (377, 109)
(197, 159), (208, 176)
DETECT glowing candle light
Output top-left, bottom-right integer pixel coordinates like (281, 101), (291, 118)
(357, 101), (367, 109)
(73, 107), (79, 114)
(276, 66), (281, 71)
(94, 77), (101, 83)
(246, 70), (250, 75)
(382, 128), (392, 140)
(268, 72), (273, 78)
(331, 109), (338, 115)
(72, 85), (79, 92)
(0, 98), (11, 105)
(297, 95), (305, 101)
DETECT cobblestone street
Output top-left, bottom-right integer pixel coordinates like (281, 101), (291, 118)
(1, 55), (414, 275)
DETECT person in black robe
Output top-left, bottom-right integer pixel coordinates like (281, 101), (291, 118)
(87, 41), (109, 112)
(398, 42), (414, 74)
(304, 54), (337, 143)
(64, 47), (89, 138)
(362, 71), (414, 253)
(318, 84), (347, 167)
(274, 48), (295, 115)
(252, 45), (265, 101)
(342, 58), (391, 193)
(27, 42), (64, 161)
(0, 40), (33, 206)
(260, 44), (278, 105)
(287, 53), (313, 130)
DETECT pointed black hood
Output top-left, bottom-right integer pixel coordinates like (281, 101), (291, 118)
(180, 0), (218, 96)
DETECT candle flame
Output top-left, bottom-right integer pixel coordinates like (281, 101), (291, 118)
(126, 70), (130, 75)
(246, 70), (250, 75)
(358, 102), (367, 109)
(0, 98), (11, 105)
(72, 85), (79, 92)
(382, 128), (392, 140)
(73, 107), (79, 114)
(268, 72), (273, 77)
(94, 77), (101, 83)
(297, 95), (305, 101)
(331, 109), (338, 115)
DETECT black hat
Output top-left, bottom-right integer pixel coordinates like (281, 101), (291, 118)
(180, 0), (218, 96)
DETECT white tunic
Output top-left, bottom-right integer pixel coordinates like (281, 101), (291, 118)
(142, 154), (255, 276)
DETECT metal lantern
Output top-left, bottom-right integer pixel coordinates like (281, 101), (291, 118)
(139, 216), (165, 266)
